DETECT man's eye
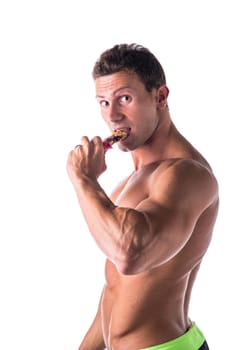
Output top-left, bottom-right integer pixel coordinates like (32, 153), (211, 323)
(120, 95), (131, 103)
(100, 100), (109, 107)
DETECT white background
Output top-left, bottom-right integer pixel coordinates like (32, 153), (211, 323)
(0, 1), (232, 349)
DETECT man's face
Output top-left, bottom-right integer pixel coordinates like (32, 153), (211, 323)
(95, 71), (159, 152)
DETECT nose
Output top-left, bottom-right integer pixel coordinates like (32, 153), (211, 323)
(104, 101), (124, 123)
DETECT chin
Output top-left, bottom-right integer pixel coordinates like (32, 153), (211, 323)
(118, 142), (139, 152)
(118, 144), (130, 152)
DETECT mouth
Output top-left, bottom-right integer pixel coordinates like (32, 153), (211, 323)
(113, 127), (131, 141)
(103, 127), (131, 152)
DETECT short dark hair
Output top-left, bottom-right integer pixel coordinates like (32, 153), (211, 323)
(92, 43), (166, 92)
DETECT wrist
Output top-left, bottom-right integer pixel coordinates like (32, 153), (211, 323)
(71, 174), (100, 196)
(75, 173), (97, 186)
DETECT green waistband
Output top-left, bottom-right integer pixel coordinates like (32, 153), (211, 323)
(141, 323), (205, 350)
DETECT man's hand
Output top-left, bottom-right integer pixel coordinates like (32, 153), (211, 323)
(67, 136), (107, 185)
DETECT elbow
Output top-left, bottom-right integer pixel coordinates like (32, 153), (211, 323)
(114, 251), (145, 275)
(111, 229), (143, 275)
(112, 207), (153, 275)
(116, 259), (139, 275)
(113, 236), (143, 275)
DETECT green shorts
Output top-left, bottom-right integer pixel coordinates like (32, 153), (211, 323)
(141, 323), (205, 350)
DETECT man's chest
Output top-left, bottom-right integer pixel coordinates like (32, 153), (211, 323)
(112, 170), (152, 208)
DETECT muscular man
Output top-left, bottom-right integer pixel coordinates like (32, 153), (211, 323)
(67, 44), (219, 350)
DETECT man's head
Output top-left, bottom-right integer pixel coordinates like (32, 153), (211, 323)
(92, 43), (166, 92)
(94, 44), (169, 153)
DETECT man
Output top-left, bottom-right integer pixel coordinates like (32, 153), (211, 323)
(67, 44), (219, 350)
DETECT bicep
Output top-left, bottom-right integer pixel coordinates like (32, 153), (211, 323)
(133, 162), (217, 269)
(135, 197), (196, 267)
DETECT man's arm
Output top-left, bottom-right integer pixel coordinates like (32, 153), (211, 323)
(67, 136), (152, 274)
(67, 137), (218, 275)
(79, 290), (105, 350)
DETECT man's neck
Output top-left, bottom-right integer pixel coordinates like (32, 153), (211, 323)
(131, 114), (176, 170)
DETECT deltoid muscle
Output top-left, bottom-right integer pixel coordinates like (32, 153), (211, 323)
(103, 128), (130, 152)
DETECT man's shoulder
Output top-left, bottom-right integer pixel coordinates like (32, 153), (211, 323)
(150, 157), (216, 181)
(148, 157), (219, 208)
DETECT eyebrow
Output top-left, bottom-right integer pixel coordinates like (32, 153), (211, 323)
(95, 86), (132, 99)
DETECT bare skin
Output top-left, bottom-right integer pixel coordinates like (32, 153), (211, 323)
(67, 71), (219, 349)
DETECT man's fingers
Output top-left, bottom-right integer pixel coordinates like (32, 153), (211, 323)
(73, 136), (104, 155)
(81, 136), (90, 146)
(92, 136), (104, 153)
(92, 136), (102, 145)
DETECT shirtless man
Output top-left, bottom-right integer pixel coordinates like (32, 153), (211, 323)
(67, 44), (219, 350)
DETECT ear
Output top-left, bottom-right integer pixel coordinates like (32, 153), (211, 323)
(155, 85), (169, 109)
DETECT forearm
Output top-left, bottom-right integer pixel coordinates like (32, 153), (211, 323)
(73, 175), (152, 272)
